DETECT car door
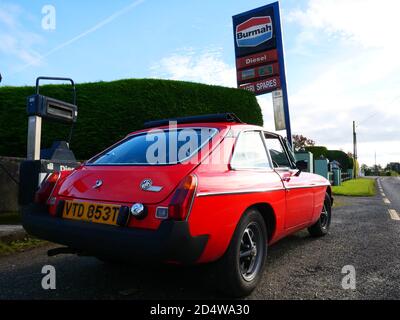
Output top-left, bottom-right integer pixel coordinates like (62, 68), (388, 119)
(263, 133), (314, 230)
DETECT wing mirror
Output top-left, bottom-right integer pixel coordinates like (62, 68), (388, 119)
(296, 160), (308, 171)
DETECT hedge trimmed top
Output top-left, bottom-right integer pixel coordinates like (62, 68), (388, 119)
(0, 78), (262, 160)
(305, 146), (354, 170)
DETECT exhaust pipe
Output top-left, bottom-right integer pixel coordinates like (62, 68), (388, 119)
(47, 247), (78, 256)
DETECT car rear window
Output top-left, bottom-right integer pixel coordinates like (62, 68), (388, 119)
(88, 128), (218, 165)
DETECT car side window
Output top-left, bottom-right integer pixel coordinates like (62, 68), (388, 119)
(264, 134), (292, 169)
(231, 131), (270, 169)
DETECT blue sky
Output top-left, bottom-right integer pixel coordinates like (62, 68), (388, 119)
(1, 0), (399, 166)
(1, 0), (307, 84)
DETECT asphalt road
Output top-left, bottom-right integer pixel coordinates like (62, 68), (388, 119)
(0, 177), (399, 300)
(379, 176), (400, 213)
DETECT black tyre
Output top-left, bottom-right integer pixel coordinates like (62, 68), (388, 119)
(217, 208), (267, 298)
(308, 192), (332, 237)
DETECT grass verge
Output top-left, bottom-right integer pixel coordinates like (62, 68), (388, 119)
(332, 178), (376, 197)
(0, 212), (21, 225)
(0, 237), (47, 256)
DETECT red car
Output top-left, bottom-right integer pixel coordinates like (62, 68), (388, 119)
(22, 113), (332, 297)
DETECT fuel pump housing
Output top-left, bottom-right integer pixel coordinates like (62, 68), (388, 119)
(19, 77), (80, 205)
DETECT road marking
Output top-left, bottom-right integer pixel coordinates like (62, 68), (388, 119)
(383, 198), (391, 204)
(388, 209), (400, 221)
(381, 192), (386, 197)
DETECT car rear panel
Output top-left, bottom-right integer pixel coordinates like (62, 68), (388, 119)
(57, 163), (197, 204)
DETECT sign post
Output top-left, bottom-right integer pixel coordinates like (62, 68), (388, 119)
(233, 1), (292, 147)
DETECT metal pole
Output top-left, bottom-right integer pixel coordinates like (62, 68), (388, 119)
(273, 2), (292, 148)
(27, 116), (42, 160)
(353, 121), (357, 179)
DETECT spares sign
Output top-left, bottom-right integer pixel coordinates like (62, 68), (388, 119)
(233, 2), (283, 95)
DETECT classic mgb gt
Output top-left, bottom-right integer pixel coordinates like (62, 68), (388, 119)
(22, 113), (332, 297)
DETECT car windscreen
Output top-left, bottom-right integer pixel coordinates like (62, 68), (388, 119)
(88, 127), (218, 165)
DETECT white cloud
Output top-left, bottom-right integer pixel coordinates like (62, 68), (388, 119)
(0, 3), (20, 28)
(151, 47), (236, 87)
(286, 0), (400, 166)
(152, 48), (283, 138)
(288, 0), (400, 50)
(0, 3), (43, 68)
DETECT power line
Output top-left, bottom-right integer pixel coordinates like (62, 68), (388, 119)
(357, 95), (400, 128)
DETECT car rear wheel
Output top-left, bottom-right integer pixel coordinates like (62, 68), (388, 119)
(216, 208), (267, 298)
(308, 192), (332, 237)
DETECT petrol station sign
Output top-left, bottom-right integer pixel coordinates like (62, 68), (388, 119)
(232, 1), (292, 145)
(233, 4), (280, 92)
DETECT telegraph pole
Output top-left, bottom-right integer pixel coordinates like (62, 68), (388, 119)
(353, 121), (357, 179)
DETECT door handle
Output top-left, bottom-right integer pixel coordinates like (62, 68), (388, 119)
(282, 176), (291, 182)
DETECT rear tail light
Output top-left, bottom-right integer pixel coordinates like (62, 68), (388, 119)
(34, 172), (60, 204)
(168, 174), (198, 221)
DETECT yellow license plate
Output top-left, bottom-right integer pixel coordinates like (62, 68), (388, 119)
(62, 201), (120, 226)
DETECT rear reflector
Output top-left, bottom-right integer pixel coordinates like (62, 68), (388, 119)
(168, 174), (197, 221)
(155, 207), (169, 219)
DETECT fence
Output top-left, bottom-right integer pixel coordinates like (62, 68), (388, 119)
(341, 172), (352, 182)
(328, 172), (334, 185)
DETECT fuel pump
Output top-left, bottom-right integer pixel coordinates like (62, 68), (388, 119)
(19, 77), (80, 205)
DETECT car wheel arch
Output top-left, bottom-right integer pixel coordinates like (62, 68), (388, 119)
(246, 203), (276, 243)
(326, 186), (333, 206)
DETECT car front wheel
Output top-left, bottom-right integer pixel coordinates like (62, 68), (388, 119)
(308, 192), (332, 237)
(217, 208), (267, 297)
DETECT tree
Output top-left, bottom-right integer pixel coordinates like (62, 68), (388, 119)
(373, 164), (383, 176)
(361, 164), (371, 176)
(293, 134), (315, 151)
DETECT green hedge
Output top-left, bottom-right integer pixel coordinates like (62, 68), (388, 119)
(325, 150), (352, 170)
(305, 146), (353, 170)
(304, 146), (328, 159)
(0, 78), (262, 159)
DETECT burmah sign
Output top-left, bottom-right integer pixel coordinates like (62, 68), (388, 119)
(232, 2), (292, 143)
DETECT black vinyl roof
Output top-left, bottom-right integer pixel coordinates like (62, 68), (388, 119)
(143, 113), (243, 129)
